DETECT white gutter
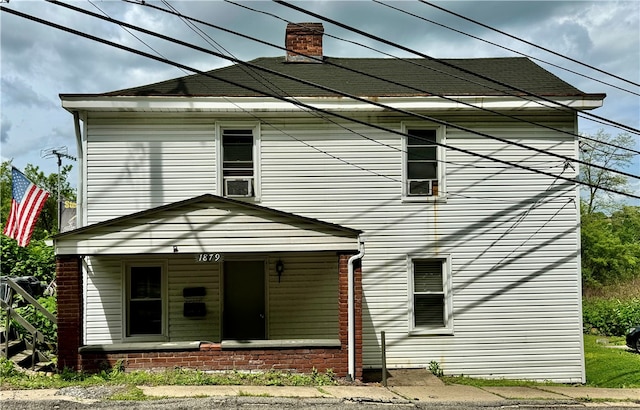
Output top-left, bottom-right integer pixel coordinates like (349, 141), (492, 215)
(59, 95), (605, 112)
(347, 238), (365, 381)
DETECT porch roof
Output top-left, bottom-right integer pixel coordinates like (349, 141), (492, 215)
(54, 194), (361, 255)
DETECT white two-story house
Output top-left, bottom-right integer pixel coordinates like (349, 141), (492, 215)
(54, 23), (604, 382)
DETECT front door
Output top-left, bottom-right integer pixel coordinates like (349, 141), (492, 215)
(223, 260), (266, 340)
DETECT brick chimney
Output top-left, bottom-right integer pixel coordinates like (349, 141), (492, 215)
(285, 23), (324, 63)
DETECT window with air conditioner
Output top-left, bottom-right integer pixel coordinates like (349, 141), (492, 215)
(402, 125), (445, 200)
(219, 127), (259, 198)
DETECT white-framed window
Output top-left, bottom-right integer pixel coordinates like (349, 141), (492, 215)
(401, 124), (446, 200)
(216, 123), (261, 200)
(408, 255), (453, 335)
(124, 261), (167, 340)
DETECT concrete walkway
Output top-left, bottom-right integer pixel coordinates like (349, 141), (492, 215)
(3, 375), (640, 407)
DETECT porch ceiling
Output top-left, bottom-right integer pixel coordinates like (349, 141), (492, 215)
(54, 194), (361, 255)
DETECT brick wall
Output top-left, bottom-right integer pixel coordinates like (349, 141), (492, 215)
(67, 252), (363, 379)
(56, 256), (83, 371)
(80, 346), (347, 375)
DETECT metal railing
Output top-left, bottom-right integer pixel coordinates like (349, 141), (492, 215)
(1, 277), (57, 370)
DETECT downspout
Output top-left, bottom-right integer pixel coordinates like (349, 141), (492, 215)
(347, 238), (365, 381)
(72, 111), (84, 228)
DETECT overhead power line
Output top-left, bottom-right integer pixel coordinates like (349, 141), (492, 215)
(2, 4), (637, 201)
(374, 0), (639, 98)
(231, 0), (639, 138)
(224, 1), (640, 156)
(271, 0), (640, 136)
(44, 0), (640, 181)
(148, 0), (640, 157)
(420, 0), (640, 89)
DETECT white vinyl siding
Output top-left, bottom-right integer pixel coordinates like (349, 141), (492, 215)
(78, 110), (583, 382)
(84, 114), (216, 224)
(268, 253), (339, 339)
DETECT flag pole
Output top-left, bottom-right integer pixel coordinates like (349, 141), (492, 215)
(41, 147), (76, 233)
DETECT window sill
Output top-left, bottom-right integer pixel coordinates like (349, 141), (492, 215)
(221, 339), (341, 349)
(402, 195), (447, 204)
(79, 339), (342, 353)
(409, 328), (454, 336)
(79, 341), (200, 353)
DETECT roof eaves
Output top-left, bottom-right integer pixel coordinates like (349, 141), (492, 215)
(54, 194), (362, 240)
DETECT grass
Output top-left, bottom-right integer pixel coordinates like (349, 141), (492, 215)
(2, 336), (639, 392)
(0, 363), (337, 391)
(584, 334), (640, 388)
(442, 335), (640, 389)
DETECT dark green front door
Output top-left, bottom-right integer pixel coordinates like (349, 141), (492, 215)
(223, 260), (266, 340)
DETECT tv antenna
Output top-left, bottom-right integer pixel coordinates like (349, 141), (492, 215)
(41, 146), (77, 231)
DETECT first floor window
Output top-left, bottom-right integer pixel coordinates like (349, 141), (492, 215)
(127, 265), (163, 336)
(410, 256), (452, 333)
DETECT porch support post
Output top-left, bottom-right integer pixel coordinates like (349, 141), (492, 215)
(56, 255), (83, 372)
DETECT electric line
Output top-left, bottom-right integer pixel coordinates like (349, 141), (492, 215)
(220, 0), (640, 155)
(3, 4), (637, 200)
(225, 0), (639, 138)
(420, 0), (640, 89)
(56, 0), (638, 182)
(147, 0), (569, 173)
(271, 0), (640, 136)
(73, 0), (640, 182)
(375, 1), (639, 98)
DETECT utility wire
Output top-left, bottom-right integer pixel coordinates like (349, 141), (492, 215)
(136, 0), (638, 159)
(46, 0), (639, 181)
(159, 0), (567, 179)
(3, 4), (637, 200)
(420, 0), (640, 89)
(227, 1), (640, 137)
(272, 0), (640, 136)
(374, 1), (639, 97)
(224, 0), (640, 155)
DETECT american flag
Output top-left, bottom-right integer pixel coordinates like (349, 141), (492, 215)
(3, 167), (50, 247)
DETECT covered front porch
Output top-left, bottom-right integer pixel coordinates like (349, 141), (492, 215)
(54, 195), (363, 379)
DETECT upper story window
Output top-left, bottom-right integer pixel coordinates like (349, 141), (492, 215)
(402, 125), (446, 200)
(408, 256), (453, 335)
(218, 125), (260, 199)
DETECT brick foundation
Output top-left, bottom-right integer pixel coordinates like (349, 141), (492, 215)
(80, 345), (347, 375)
(58, 253), (362, 379)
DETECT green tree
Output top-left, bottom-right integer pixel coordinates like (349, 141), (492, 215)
(578, 130), (634, 215)
(582, 204), (640, 287)
(1, 161), (76, 282)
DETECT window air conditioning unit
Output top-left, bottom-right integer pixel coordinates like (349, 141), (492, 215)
(225, 177), (253, 197)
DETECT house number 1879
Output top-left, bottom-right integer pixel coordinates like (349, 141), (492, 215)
(196, 253), (222, 262)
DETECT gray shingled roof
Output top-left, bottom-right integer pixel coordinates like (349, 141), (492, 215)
(99, 56), (597, 98)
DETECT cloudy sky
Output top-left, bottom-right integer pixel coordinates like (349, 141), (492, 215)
(1, 0), (638, 201)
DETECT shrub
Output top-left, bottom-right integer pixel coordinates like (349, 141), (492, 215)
(583, 297), (640, 336)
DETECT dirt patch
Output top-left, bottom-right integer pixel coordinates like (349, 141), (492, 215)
(363, 368), (443, 386)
